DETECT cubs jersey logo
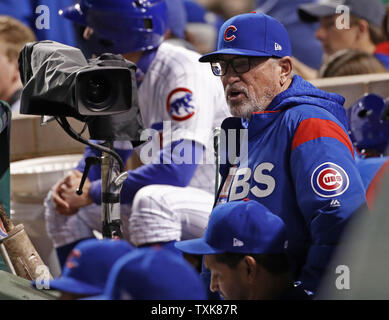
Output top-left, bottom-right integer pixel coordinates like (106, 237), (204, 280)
(224, 25), (237, 42)
(311, 162), (349, 198)
(166, 88), (195, 121)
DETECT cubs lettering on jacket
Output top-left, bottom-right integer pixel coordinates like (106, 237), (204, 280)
(229, 163), (276, 201)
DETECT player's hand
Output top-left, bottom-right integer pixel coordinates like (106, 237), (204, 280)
(59, 172), (93, 214)
(52, 170), (89, 216)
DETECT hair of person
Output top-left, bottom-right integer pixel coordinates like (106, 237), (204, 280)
(214, 252), (291, 275)
(349, 13), (388, 45)
(0, 15), (36, 62)
(319, 49), (387, 78)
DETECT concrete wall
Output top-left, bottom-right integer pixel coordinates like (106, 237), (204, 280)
(10, 114), (86, 162)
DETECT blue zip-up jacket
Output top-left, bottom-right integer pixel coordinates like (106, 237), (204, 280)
(217, 75), (367, 292)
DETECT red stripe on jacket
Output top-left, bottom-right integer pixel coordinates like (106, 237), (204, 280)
(292, 118), (354, 159)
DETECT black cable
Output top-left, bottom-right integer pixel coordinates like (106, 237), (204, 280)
(56, 117), (125, 172)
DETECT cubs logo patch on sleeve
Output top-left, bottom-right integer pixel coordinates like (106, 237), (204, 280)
(166, 88), (195, 121)
(311, 162), (349, 198)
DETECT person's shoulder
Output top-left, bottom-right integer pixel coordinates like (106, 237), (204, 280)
(155, 42), (201, 66)
(282, 104), (343, 128)
(153, 42), (210, 76)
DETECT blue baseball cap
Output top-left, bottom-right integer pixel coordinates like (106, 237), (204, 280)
(298, 0), (386, 28)
(199, 12), (292, 62)
(183, 0), (224, 29)
(35, 239), (133, 295)
(88, 247), (207, 300)
(175, 199), (288, 255)
(166, 0), (187, 39)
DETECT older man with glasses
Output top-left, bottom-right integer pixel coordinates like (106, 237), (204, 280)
(198, 12), (367, 294)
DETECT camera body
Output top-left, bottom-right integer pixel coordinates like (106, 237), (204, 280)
(18, 41), (143, 142)
(76, 66), (132, 116)
(19, 41), (138, 120)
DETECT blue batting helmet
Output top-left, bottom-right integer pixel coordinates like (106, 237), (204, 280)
(347, 94), (389, 156)
(59, 0), (168, 54)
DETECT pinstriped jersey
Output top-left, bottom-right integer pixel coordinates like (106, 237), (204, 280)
(137, 42), (231, 194)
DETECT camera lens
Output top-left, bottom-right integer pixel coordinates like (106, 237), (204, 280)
(85, 74), (111, 107)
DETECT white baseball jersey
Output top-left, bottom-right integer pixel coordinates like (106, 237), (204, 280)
(137, 42), (231, 194)
(45, 42), (231, 249)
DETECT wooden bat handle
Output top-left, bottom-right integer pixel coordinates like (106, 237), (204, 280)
(0, 204), (14, 232)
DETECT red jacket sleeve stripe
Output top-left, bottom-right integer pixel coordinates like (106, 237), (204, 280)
(292, 118), (354, 159)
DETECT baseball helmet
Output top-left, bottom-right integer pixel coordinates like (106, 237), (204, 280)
(59, 0), (168, 54)
(347, 93), (389, 155)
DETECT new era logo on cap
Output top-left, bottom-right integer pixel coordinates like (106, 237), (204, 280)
(233, 238), (244, 247)
(199, 12), (292, 63)
(274, 42), (282, 51)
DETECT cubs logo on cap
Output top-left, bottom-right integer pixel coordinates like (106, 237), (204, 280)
(199, 12), (291, 62)
(311, 162), (349, 197)
(224, 25), (237, 42)
(166, 88), (195, 121)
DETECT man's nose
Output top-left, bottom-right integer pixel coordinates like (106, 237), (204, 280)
(315, 26), (325, 41)
(222, 67), (240, 86)
(209, 276), (219, 293)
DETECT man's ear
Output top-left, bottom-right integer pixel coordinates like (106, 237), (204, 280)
(278, 56), (293, 86)
(356, 19), (370, 40)
(243, 256), (258, 283)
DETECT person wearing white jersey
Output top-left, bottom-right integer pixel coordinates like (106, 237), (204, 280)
(45, 0), (230, 267)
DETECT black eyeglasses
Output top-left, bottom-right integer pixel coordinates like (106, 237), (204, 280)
(210, 57), (259, 76)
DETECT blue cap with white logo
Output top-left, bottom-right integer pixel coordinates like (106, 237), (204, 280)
(199, 12), (292, 62)
(174, 199), (288, 255)
(87, 247), (207, 300)
(35, 239), (133, 295)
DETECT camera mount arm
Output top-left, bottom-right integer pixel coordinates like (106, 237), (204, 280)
(56, 117), (128, 238)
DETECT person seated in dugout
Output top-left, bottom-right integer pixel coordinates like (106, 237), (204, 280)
(85, 246), (207, 300)
(294, 0), (389, 79)
(32, 239), (134, 300)
(175, 199), (313, 300)
(318, 49), (387, 78)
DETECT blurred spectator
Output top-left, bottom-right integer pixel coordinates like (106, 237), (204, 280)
(295, 0), (389, 79)
(196, 0), (255, 20)
(87, 247), (207, 300)
(0, 15), (36, 113)
(319, 49), (387, 78)
(0, 0), (76, 46)
(163, 0), (193, 50)
(347, 94), (389, 210)
(32, 239), (133, 300)
(183, 0), (224, 54)
(175, 200), (313, 300)
(166, 0), (187, 40)
(255, 0), (323, 69)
